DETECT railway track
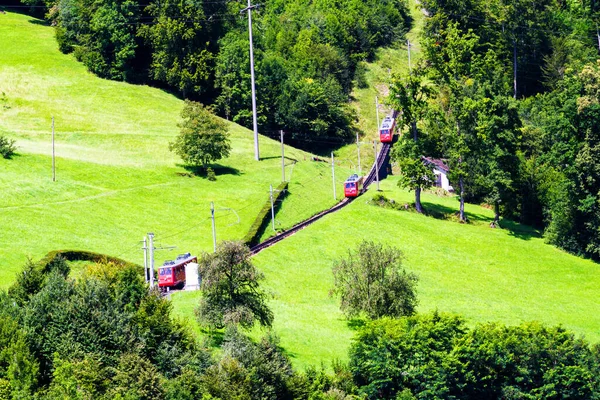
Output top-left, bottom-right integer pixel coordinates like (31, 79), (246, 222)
(249, 141), (392, 255)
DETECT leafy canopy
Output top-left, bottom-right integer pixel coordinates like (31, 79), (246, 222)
(196, 241), (273, 330)
(169, 100), (231, 169)
(330, 240), (418, 320)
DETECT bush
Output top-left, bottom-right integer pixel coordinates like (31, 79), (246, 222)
(331, 240), (418, 319)
(0, 135), (16, 159)
(243, 181), (288, 246)
(196, 241), (273, 330)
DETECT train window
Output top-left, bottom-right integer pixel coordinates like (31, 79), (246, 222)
(345, 183), (354, 189)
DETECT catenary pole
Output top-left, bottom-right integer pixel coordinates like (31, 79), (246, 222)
(356, 133), (361, 175)
(280, 130), (285, 182)
(211, 202), (216, 253)
(270, 184), (275, 231)
(242, 0), (260, 161)
(148, 233), (155, 288)
(52, 116), (55, 182)
(375, 96), (380, 133)
(407, 39), (412, 73)
(374, 141), (380, 191)
(331, 152), (336, 200)
(143, 236), (148, 283)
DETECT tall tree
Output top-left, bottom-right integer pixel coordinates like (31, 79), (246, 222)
(139, 0), (215, 97)
(389, 72), (434, 213)
(196, 241), (273, 330)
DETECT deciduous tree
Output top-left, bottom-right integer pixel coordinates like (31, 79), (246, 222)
(169, 101), (231, 171)
(196, 241), (273, 330)
(330, 240), (418, 319)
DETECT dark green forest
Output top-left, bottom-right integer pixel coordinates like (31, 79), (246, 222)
(17, 0), (411, 147)
(1, 257), (600, 399)
(389, 0), (600, 260)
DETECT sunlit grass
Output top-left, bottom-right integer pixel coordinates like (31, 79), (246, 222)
(0, 11), (351, 286)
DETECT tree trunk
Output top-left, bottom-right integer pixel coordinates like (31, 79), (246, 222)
(459, 176), (465, 222)
(411, 120), (418, 142)
(415, 186), (423, 213)
(491, 201), (501, 228)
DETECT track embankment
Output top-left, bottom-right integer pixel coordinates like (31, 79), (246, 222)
(249, 141), (392, 255)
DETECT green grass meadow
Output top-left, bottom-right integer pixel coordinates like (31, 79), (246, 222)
(174, 177), (600, 368)
(0, 11), (352, 286)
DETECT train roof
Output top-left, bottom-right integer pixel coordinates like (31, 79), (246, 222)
(161, 253), (196, 268)
(344, 174), (363, 183)
(380, 116), (395, 130)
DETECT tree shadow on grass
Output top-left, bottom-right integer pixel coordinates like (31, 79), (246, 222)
(260, 156), (298, 163)
(420, 202), (541, 241)
(28, 18), (50, 26)
(177, 163), (242, 178)
(421, 202), (489, 224)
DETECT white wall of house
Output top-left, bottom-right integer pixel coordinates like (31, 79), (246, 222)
(433, 169), (454, 192)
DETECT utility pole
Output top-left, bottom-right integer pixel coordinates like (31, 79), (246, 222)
(142, 236), (148, 283)
(148, 232), (155, 288)
(331, 152), (336, 200)
(210, 201), (216, 253)
(375, 96), (381, 132)
(597, 24), (600, 52)
(241, 0), (260, 161)
(373, 141), (380, 191)
(407, 39), (412, 73)
(280, 130), (285, 182)
(270, 184), (275, 231)
(52, 116), (55, 182)
(356, 133), (361, 175)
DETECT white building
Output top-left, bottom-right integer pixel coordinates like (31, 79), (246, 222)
(423, 157), (454, 192)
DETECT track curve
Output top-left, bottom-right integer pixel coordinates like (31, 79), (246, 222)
(249, 141), (392, 255)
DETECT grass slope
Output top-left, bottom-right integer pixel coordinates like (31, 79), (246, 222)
(171, 3), (597, 368)
(175, 177), (600, 369)
(0, 11), (352, 286)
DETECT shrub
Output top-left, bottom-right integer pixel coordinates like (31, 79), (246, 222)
(0, 135), (16, 159)
(331, 240), (418, 319)
(243, 182), (288, 246)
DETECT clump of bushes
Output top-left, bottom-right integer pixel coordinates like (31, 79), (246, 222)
(0, 135), (16, 159)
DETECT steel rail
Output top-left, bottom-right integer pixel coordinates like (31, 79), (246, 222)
(249, 141), (392, 255)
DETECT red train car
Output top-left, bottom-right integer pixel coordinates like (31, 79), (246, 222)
(344, 174), (364, 197)
(158, 253), (197, 289)
(379, 115), (395, 143)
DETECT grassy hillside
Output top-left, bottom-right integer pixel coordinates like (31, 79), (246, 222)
(174, 177), (600, 368)
(334, 0), (425, 166)
(0, 11), (352, 286)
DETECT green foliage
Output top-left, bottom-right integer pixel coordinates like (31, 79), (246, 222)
(169, 101), (231, 169)
(389, 72), (435, 213)
(196, 241), (273, 330)
(349, 313), (466, 399)
(394, 141), (436, 196)
(138, 0), (217, 96)
(0, 135), (16, 159)
(349, 313), (600, 399)
(243, 181), (288, 246)
(331, 240), (418, 320)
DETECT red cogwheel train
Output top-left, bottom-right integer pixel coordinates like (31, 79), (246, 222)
(158, 253), (197, 289)
(379, 115), (395, 143)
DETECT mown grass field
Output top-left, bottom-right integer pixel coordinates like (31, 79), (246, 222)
(0, 11), (352, 287)
(174, 177), (600, 369)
